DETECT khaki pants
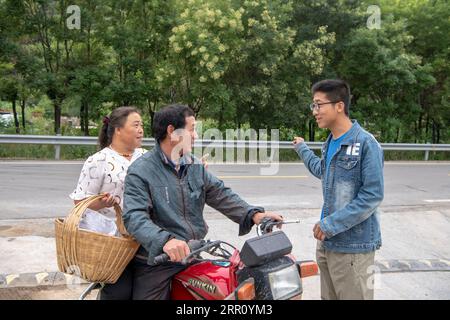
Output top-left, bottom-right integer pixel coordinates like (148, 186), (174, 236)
(316, 241), (375, 300)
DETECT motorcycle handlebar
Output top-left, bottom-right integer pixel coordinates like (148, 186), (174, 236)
(153, 239), (206, 265)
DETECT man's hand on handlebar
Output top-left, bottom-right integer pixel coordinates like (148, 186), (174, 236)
(163, 238), (190, 262)
(252, 211), (284, 229)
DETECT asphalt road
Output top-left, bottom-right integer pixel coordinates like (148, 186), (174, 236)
(1, 160), (449, 299)
(0, 160), (449, 219)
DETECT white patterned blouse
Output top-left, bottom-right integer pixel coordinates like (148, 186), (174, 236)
(69, 147), (147, 220)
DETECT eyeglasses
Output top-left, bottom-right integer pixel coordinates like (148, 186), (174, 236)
(309, 100), (341, 111)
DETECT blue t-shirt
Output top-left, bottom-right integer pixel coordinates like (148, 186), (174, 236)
(320, 130), (350, 219)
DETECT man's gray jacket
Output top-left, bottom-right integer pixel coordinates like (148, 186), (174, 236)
(123, 143), (264, 265)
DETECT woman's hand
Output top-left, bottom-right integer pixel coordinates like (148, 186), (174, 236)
(98, 193), (118, 209)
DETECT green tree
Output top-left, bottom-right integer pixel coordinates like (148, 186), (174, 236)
(382, 0), (450, 143)
(0, 0), (42, 133)
(338, 18), (436, 142)
(18, 0), (77, 134)
(99, 0), (176, 131)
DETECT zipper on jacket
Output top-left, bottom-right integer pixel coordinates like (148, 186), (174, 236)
(164, 160), (197, 240)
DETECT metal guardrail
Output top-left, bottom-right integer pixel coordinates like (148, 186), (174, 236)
(1, 134), (449, 160)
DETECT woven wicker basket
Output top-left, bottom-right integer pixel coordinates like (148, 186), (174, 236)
(55, 194), (139, 284)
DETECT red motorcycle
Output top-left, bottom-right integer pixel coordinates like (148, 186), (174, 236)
(80, 218), (318, 300)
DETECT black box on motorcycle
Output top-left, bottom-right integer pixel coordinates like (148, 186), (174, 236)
(240, 231), (292, 267)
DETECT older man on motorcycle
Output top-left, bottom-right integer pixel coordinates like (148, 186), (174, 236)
(119, 104), (283, 300)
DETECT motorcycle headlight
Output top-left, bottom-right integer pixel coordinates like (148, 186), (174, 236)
(268, 264), (302, 300)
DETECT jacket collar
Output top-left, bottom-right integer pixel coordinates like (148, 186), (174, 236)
(154, 142), (193, 168)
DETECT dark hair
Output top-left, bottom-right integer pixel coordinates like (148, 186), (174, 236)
(311, 79), (351, 116)
(98, 106), (140, 149)
(152, 104), (195, 143)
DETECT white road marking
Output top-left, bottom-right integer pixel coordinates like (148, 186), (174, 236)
(376, 260), (390, 269)
(397, 260), (412, 269)
(6, 274), (19, 285)
(439, 259), (450, 267)
(418, 260), (433, 268)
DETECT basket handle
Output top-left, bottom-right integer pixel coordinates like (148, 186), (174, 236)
(112, 202), (131, 238)
(65, 194), (132, 238)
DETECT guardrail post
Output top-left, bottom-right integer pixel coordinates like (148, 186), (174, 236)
(424, 142), (430, 161)
(54, 134), (61, 160)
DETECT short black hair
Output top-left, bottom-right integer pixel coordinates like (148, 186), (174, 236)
(152, 104), (195, 143)
(311, 79), (351, 116)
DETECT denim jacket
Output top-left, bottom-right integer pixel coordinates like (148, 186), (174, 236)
(295, 120), (384, 253)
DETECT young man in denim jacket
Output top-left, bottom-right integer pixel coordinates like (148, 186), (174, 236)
(293, 79), (384, 300)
